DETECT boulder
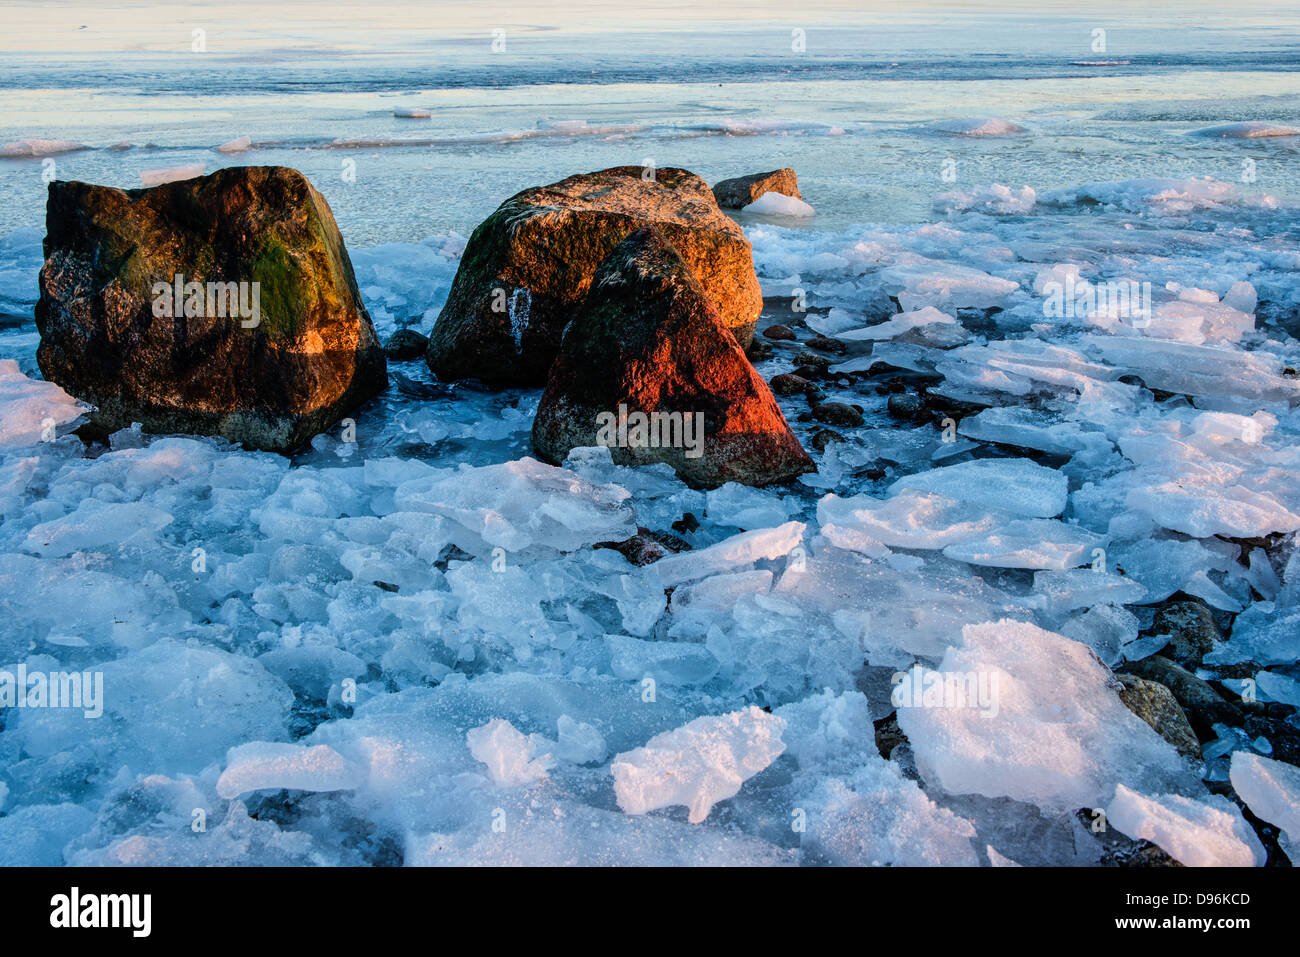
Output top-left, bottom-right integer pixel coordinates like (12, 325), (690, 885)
(36, 166), (385, 452)
(427, 166), (762, 385)
(531, 226), (814, 489)
(711, 168), (802, 210)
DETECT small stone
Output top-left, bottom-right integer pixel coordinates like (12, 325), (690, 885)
(1125, 655), (1240, 735)
(596, 527), (692, 567)
(1116, 674), (1203, 763)
(806, 335), (845, 354)
(672, 512), (700, 535)
(769, 373), (810, 396)
(886, 392), (926, 422)
(795, 351), (832, 370)
(811, 428), (845, 452)
(763, 324), (796, 341)
(1147, 598), (1222, 668)
(383, 328), (429, 360)
(812, 402), (865, 427)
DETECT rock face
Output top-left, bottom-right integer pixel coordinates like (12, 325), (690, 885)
(426, 166), (762, 385)
(36, 166), (386, 452)
(712, 169), (802, 209)
(531, 227), (814, 489)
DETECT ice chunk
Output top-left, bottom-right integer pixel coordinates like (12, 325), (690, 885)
(836, 306), (957, 342)
(942, 519), (1107, 570)
(215, 135), (252, 153)
(1059, 604), (1140, 666)
(958, 406), (1111, 457)
(1031, 568), (1148, 616)
(799, 762), (979, 866)
(0, 138), (86, 157)
(935, 184), (1036, 215)
(742, 193), (815, 218)
(555, 715), (607, 765)
(1230, 752), (1300, 857)
(1126, 480), (1300, 539)
(1085, 335), (1300, 404)
(393, 457), (635, 557)
(605, 634), (718, 686)
(879, 261), (1020, 313)
(705, 482), (793, 529)
(922, 117), (1027, 137)
(1255, 671), (1300, 707)
(818, 489), (1002, 550)
(216, 742), (362, 799)
(1207, 603), (1300, 667)
(774, 689), (877, 773)
(1109, 537), (1234, 605)
(898, 620), (1193, 812)
(1106, 784), (1265, 867)
(466, 718), (554, 786)
(24, 499), (173, 557)
(0, 803), (95, 865)
(139, 163), (205, 186)
(888, 458), (1068, 518)
(1191, 122), (1300, 139)
(654, 522), (805, 586)
(12, 639), (293, 774)
(611, 707), (786, 823)
(0, 360), (86, 446)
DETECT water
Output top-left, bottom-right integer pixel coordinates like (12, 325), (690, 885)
(2, 1), (1299, 242)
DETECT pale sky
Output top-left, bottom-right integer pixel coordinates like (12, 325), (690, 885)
(4, 0), (1293, 54)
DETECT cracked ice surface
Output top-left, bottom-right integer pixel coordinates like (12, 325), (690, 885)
(1, 175), (1298, 865)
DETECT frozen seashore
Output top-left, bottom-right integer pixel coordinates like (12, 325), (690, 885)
(0, 168), (1296, 866)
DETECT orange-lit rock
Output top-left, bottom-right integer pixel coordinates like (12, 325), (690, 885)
(532, 227), (813, 489)
(427, 166), (763, 385)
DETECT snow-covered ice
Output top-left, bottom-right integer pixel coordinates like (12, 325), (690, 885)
(1105, 784), (1265, 867)
(611, 707), (786, 823)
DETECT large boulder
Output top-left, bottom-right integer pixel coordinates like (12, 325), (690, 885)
(426, 166), (763, 385)
(532, 226), (813, 489)
(712, 168), (802, 209)
(36, 166), (386, 452)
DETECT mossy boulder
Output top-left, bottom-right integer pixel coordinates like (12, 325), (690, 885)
(427, 166), (763, 386)
(532, 226), (813, 489)
(35, 166), (386, 452)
